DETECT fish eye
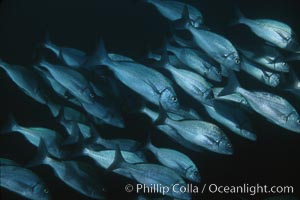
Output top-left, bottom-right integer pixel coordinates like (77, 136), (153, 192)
(43, 188), (49, 194)
(89, 93), (95, 98)
(193, 171), (199, 176)
(234, 58), (240, 64)
(297, 119), (300, 124)
(171, 96), (178, 102)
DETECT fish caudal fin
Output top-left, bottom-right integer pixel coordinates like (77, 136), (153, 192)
(173, 5), (191, 30)
(43, 33), (60, 56)
(229, 6), (246, 26)
(27, 139), (49, 167)
(218, 71), (240, 96)
(1, 113), (19, 134)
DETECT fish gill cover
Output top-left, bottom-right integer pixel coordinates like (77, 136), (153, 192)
(0, 0), (299, 200)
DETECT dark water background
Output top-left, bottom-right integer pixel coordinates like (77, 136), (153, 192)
(0, 0), (300, 199)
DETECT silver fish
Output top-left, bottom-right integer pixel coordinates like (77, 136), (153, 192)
(241, 57), (281, 87)
(165, 42), (222, 82)
(145, 0), (203, 27)
(213, 87), (250, 108)
(233, 9), (300, 52)
(84, 40), (198, 120)
(0, 165), (51, 200)
(107, 147), (191, 200)
(37, 60), (96, 104)
(145, 139), (201, 182)
(220, 72), (300, 133)
(238, 44), (289, 72)
(81, 96), (125, 128)
(1, 114), (66, 158)
(0, 60), (60, 116)
(34, 66), (82, 106)
(155, 54), (214, 105)
(29, 140), (107, 200)
(141, 106), (233, 155)
(178, 7), (241, 71)
(44, 36), (133, 68)
(82, 148), (146, 179)
(204, 101), (256, 141)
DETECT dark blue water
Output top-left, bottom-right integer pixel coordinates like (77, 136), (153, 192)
(0, 0), (299, 200)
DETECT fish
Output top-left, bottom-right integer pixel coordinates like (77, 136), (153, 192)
(154, 52), (215, 106)
(83, 39), (199, 120)
(145, 0), (203, 27)
(34, 66), (82, 106)
(240, 56), (281, 87)
(29, 139), (107, 200)
(232, 8), (300, 52)
(212, 87), (250, 108)
(145, 138), (201, 182)
(141, 106), (233, 155)
(0, 59), (60, 117)
(219, 72), (300, 133)
(107, 147), (191, 200)
(81, 148), (146, 179)
(37, 60), (96, 104)
(238, 44), (290, 72)
(165, 41), (222, 82)
(80, 96), (125, 128)
(43, 35), (87, 68)
(62, 121), (140, 151)
(86, 125), (141, 151)
(0, 165), (51, 200)
(1, 114), (67, 159)
(203, 100), (256, 141)
(177, 7), (241, 71)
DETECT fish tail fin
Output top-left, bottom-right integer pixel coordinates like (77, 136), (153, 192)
(83, 38), (112, 70)
(218, 71), (240, 96)
(47, 101), (61, 117)
(229, 6), (246, 26)
(43, 33), (60, 56)
(27, 139), (48, 167)
(1, 113), (19, 134)
(173, 5), (192, 30)
(37, 58), (52, 69)
(62, 122), (81, 146)
(0, 59), (10, 71)
(107, 146), (126, 172)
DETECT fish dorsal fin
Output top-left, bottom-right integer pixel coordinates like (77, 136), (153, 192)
(106, 145), (127, 172)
